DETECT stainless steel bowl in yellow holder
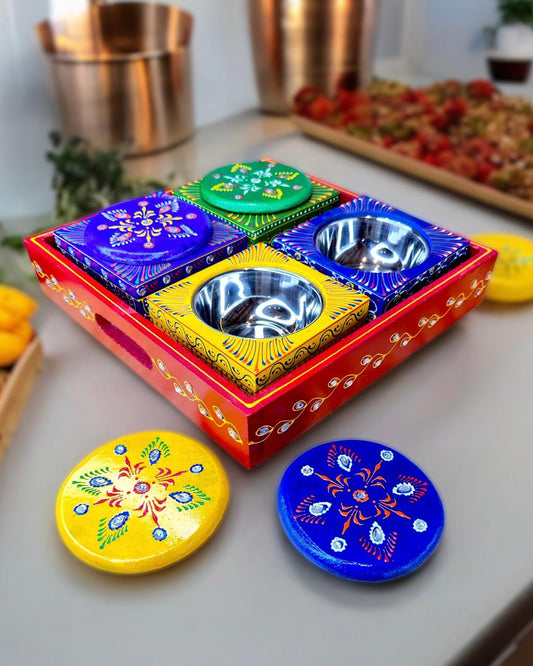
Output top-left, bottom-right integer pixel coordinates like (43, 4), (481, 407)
(145, 243), (370, 394)
(193, 268), (324, 340)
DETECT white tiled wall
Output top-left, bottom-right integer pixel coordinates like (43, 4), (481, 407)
(1, 0), (56, 219)
(402, 0), (498, 80)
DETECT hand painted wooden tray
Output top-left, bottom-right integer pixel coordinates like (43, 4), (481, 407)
(25, 178), (497, 469)
(292, 115), (533, 222)
(0, 337), (43, 464)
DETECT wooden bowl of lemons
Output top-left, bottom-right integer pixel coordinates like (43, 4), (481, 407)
(0, 286), (43, 463)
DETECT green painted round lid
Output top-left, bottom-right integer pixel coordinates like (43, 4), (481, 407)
(199, 161), (313, 214)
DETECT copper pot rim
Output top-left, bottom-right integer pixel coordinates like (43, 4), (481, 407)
(36, 2), (193, 59)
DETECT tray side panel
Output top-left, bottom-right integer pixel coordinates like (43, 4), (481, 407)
(26, 236), (253, 467)
(247, 245), (496, 466)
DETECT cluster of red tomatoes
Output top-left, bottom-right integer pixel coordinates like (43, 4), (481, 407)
(294, 79), (533, 198)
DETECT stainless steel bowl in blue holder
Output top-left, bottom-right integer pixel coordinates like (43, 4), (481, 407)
(272, 195), (470, 319)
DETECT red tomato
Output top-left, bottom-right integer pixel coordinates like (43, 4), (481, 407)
(307, 95), (334, 120)
(430, 112), (450, 131)
(293, 86), (321, 114)
(463, 137), (493, 162)
(414, 89), (432, 108)
(467, 79), (497, 99)
(422, 154), (439, 166)
(336, 89), (371, 111)
(416, 130), (452, 154)
(293, 86), (320, 107)
(444, 97), (468, 123)
(433, 150), (455, 167)
(400, 89), (418, 104)
(415, 130), (432, 150)
(477, 160), (497, 183)
(435, 135), (453, 152)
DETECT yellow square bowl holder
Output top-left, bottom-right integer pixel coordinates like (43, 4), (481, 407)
(146, 244), (369, 394)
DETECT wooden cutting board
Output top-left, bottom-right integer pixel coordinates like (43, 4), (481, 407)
(292, 114), (533, 221)
(0, 337), (43, 464)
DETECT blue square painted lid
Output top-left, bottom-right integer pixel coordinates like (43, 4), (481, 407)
(84, 196), (213, 265)
(278, 440), (444, 582)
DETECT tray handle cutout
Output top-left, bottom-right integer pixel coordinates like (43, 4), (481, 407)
(95, 314), (153, 370)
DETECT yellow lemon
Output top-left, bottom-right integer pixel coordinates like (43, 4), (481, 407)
(0, 306), (22, 331)
(0, 284), (38, 320)
(56, 431), (230, 574)
(0, 330), (28, 367)
(12, 319), (33, 345)
(473, 234), (533, 303)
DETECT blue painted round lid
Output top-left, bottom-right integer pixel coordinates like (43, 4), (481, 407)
(84, 196), (212, 265)
(278, 440), (444, 582)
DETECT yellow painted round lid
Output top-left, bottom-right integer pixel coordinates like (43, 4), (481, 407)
(474, 234), (533, 303)
(56, 431), (230, 574)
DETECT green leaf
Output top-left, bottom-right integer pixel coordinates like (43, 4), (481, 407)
(2, 131), (171, 275)
(498, 0), (533, 26)
(45, 131), (169, 224)
(49, 130), (61, 148)
(1, 235), (25, 252)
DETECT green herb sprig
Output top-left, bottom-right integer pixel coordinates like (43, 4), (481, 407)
(498, 0), (533, 27)
(47, 131), (168, 224)
(1, 132), (170, 255)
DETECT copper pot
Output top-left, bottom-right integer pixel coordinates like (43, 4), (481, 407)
(36, 2), (194, 155)
(248, 0), (380, 114)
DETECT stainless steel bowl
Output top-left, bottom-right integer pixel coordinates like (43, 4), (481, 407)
(315, 216), (429, 273)
(193, 268), (323, 339)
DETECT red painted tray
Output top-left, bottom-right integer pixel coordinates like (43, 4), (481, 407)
(25, 180), (497, 469)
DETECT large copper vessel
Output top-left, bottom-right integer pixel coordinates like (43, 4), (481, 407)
(248, 0), (380, 114)
(36, 2), (194, 155)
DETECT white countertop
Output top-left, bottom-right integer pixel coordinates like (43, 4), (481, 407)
(1, 111), (533, 666)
